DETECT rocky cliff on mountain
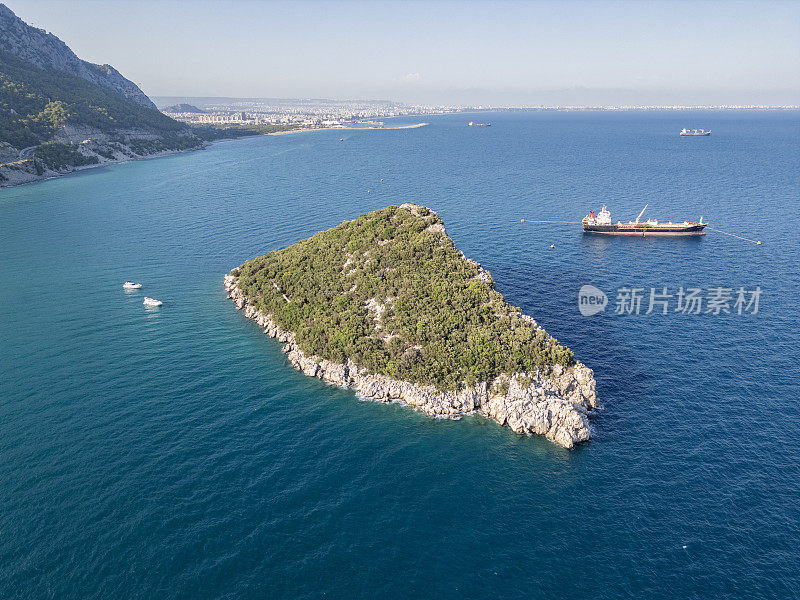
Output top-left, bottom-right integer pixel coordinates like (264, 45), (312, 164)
(0, 3), (155, 108)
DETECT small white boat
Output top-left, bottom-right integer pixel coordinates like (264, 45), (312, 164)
(680, 128), (711, 136)
(143, 297), (162, 307)
(123, 281), (142, 289)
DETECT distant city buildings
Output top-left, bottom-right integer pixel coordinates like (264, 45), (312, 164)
(161, 99), (800, 127)
(161, 99), (467, 127)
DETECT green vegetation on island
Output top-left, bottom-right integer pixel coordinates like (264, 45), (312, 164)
(234, 205), (574, 391)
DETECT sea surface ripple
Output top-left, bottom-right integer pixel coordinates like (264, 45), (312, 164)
(1, 111), (798, 599)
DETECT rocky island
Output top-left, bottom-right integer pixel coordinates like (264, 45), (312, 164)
(225, 204), (597, 448)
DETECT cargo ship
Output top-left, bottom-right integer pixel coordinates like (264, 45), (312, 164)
(467, 121), (491, 127)
(582, 205), (707, 236)
(680, 128), (711, 136)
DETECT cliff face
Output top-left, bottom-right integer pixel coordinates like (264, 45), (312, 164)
(0, 3), (155, 108)
(224, 205), (599, 448)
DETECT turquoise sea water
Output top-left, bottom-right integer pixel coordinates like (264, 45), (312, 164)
(1, 111), (799, 599)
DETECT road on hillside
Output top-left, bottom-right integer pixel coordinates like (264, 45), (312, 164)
(19, 146), (37, 159)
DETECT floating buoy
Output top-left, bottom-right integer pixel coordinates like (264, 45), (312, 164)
(521, 218), (525, 223)
(367, 189), (371, 193)
(550, 244), (555, 249)
(380, 178), (383, 182)
(757, 241), (762, 245)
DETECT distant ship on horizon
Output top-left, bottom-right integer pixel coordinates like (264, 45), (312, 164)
(680, 128), (711, 136)
(468, 121), (491, 127)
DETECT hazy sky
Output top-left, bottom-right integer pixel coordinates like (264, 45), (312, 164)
(6, 0), (800, 105)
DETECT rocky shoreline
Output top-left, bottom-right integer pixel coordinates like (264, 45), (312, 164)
(224, 274), (598, 448)
(0, 135), (207, 189)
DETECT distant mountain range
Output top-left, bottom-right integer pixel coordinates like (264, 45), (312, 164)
(153, 97), (406, 110)
(0, 3), (204, 187)
(163, 103), (207, 114)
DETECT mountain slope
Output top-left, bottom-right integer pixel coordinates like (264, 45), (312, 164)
(0, 49), (185, 148)
(0, 3), (155, 108)
(0, 3), (203, 186)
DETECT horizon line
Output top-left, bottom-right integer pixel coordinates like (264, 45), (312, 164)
(152, 97), (800, 111)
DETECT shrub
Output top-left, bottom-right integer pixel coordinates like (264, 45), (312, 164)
(492, 380), (510, 396)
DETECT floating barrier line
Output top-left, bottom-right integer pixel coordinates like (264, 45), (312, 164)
(520, 219), (582, 224)
(705, 226), (762, 245)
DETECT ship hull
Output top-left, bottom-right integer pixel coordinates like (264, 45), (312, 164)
(583, 223), (707, 236)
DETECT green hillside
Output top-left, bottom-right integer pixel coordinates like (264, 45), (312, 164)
(0, 49), (186, 149)
(233, 205), (574, 391)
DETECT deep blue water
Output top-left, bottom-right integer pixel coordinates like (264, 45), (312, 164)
(1, 111), (799, 599)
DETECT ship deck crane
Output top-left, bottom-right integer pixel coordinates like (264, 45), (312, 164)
(635, 204), (648, 224)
